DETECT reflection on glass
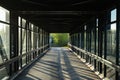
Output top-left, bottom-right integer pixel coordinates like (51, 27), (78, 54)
(31, 32), (33, 50)
(91, 30), (95, 53)
(84, 32), (86, 50)
(96, 19), (98, 27)
(22, 29), (26, 54)
(86, 33), (88, 51)
(111, 9), (116, 22)
(106, 23), (116, 63)
(22, 29), (26, 66)
(27, 30), (31, 51)
(102, 33), (105, 58)
(40, 30), (42, 47)
(0, 67), (9, 80)
(0, 23), (9, 79)
(31, 24), (34, 30)
(84, 25), (87, 30)
(35, 33), (38, 48)
(96, 28), (98, 54)
(75, 34), (78, 46)
(79, 33), (81, 48)
(22, 18), (26, 28)
(0, 6), (9, 23)
(0, 23), (10, 62)
(36, 33), (39, 49)
(19, 28), (21, 55)
(107, 67), (116, 80)
(18, 17), (21, 26)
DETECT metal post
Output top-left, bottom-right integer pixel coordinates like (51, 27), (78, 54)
(116, 4), (120, 80)
(10, 11), (19, 75)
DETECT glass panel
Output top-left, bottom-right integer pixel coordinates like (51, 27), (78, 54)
(96, 28), (98, 54)
(22, 29), (26, 53)
(96, 18), (98, 54)
(84, 25), (87, 51)
(31, 24), (34, 31)
(33, 32), (37, 49)
(22, 56), (26, 67)
(0, 23), (10, 79)
(0, 67), (9, 79)
(111, 9), (117, 22)
(106, 23), (116, 63)
(22, 29), (26, 66)
(96, 27), (99, 71)
(0, 23), (10, 62)
(107, 67), (115, 80)
(0, 6), (9, 23)
(40, 31), (43, 47)
(36, 33), (39, 49)
(91, 30), (95, 53)
(118, 72), (120, 79)
(31, 32), (34, 50)
(79, 33), (81, 48)
(22, 18), (26, 28)
(96, 18), (98, 27)
(27, 30), (31, 51)
(84, 25), (87, 30)
(18, 17), (21, 27)
(119, 22), (120, 66)
(75, 34), (78, 46)
(84, 32), (86, 50)
(19, 28), (21, 55)
(102, 32), (105, 58)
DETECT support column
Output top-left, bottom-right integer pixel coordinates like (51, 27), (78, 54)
(10, 11), (19, 75)
(116, 3), (120, 80)
(97, 13), (107, 74)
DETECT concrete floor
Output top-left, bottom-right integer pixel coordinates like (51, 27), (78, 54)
(15, 47), (101, 80)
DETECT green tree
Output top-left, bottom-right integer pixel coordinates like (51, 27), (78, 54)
(50, 33), (69, 47)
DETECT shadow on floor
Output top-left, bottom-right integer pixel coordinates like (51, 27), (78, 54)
(14, 47), (101, 80)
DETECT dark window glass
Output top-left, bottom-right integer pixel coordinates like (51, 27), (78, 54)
(119, 22), (120, 65)
(79, 33), (81, 48)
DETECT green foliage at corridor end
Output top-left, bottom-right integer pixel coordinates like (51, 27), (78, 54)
(50, 33), (69, 47)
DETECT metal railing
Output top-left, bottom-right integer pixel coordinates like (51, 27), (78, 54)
(68, 44), (120, 72)
(0, 44), (49, 80)
(0, 44), (49, 69)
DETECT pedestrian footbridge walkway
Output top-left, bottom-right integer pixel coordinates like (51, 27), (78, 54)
(15, 47), (101, 80)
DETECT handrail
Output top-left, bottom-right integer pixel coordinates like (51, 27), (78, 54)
(0, 44), (49, 69)
(68, 44), (120, 72)
(9, 48), (49, 80)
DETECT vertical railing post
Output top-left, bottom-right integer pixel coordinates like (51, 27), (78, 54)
(10, 11), (19, 75)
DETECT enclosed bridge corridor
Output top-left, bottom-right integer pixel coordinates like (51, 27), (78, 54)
(15, 47), (100, 80)
(0, 0), (120, 80)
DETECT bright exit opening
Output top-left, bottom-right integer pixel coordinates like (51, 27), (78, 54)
(50, 33), (69, 47)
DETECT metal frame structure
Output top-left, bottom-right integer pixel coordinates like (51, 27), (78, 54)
(0, 1), (119, 80)
(0, 8), (50, 80)
(69, 5), (120, 79)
